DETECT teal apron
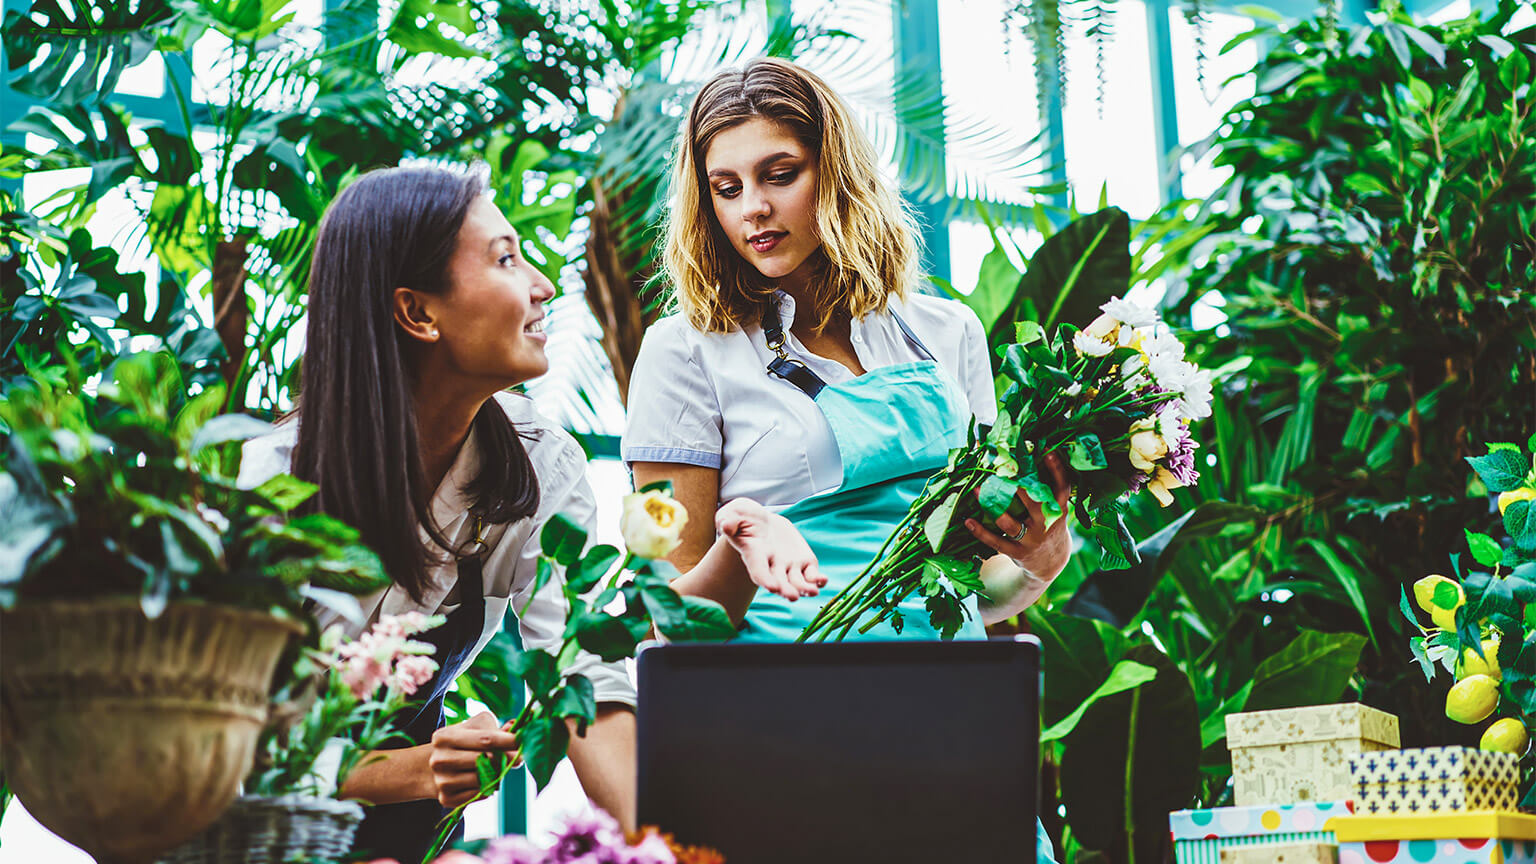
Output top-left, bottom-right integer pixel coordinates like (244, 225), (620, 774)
(734, 310), (986, 643)
(733, 305), (1058, 863)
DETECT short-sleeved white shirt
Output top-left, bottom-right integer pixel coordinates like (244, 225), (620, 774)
(622, 290), (996, 507)
(239, 391), (636, 708)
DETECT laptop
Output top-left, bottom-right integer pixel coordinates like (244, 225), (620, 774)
(636, 637), (1041, 864)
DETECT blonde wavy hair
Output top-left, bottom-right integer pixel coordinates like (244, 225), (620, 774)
(660, 57), (924, 335)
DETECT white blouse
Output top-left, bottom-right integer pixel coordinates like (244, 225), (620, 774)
(239, 391), (636, 707)
(622, 291), (997, 507)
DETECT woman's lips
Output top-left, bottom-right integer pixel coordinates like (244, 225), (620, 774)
(749, 232), (785, 253)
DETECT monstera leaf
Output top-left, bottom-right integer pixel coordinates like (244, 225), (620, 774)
(2, 0), (177, 104)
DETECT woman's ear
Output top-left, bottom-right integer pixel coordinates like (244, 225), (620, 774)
(392, 287), (440, 344)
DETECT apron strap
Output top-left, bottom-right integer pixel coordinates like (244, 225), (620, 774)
(762, 308), (827, 398)
(761, 303), (937, 397)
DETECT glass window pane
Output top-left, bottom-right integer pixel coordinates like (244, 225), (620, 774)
(1170, 8), (1259, 201)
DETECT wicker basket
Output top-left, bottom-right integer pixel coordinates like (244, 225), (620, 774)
(156, 794), (365, 864)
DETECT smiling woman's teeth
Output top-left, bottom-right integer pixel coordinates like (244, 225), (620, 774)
(524, 320), (544, 334)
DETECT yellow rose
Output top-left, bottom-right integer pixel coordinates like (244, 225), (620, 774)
(620, 490), (688, 559)
(1499, 487), (1536, 515)
(1146, 467), (1183, 508)
(1084, 312), (1119, 340)
(1128, 417), (1168, 472)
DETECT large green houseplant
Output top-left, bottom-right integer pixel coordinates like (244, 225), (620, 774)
(0, 350), (389, 864)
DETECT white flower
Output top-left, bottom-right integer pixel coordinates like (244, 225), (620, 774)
(1146, 467), (1184, 507)
(1073, 330), (1115, 357)
(1065, 382), (1083, 397)
(1174, 369), (1214, 421)
(1140, 325), (1185, 364)
(621, 490), (689, 559)
(1084, 312), (1120, 340)
(1149, 355), (1196, 394)
(1100, 296), (1159, 328)
(1128, 417), (1169, 472)
(1121, 354), (1147, 384)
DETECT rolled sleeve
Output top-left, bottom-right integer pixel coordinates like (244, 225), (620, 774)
(622, 318), (723, 469)
(507, 438), (637, 707)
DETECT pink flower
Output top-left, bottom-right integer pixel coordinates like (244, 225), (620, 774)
(339, 654), (390, 700)
(483, 836), (547, 864)
(391, 654), (439, 696)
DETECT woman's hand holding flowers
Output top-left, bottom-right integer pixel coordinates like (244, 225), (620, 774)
(427, 712), (521, 809)
(964, 451), (1073, 582)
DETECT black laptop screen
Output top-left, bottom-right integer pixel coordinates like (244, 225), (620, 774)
(636, 638), (1041, 864)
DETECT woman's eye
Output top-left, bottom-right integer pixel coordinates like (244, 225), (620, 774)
(714, 185), (740, 199)
(768, 171), (796, 184)
(499, 253), (516, 266)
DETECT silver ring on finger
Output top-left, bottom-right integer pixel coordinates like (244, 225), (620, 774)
(1008, 525), (1027, 542)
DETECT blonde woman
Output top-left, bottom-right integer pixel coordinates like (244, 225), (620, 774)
(622, 58), (1069, 861)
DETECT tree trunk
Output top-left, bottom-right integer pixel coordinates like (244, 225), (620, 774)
(582, 181), (656, 406)
(211, 238), (249, 398)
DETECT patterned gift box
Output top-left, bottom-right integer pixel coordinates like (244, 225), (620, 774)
(1331, 813), (1536, 864)
(1221, 843), (1339, 864)
(1349, 747), (1520, 815)
(1170, 801), (1353, 864)
(1227, 704), (1400, 806)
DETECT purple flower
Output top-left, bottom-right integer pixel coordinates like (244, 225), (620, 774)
(548, 810), (627, 863)
(1165, 431), (1200, 488)
(482, 836), (547, 864)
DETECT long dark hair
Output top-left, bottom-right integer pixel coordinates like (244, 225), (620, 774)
(292, 164), (540, 601)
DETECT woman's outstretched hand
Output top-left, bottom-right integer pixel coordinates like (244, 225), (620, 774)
(964, 451), (1073, 583)
(715, 497), (827, 602)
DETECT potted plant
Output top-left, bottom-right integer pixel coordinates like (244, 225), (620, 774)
(0, 350), (390, 864)
(159, 611), (448, 864)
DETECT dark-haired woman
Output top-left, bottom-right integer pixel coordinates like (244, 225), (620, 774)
(239, 163), (822, 863)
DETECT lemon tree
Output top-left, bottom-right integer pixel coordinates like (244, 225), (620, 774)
(1402, 435), (1536, 782)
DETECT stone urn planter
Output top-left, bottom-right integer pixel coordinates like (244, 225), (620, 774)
(0, 599), (304, 864)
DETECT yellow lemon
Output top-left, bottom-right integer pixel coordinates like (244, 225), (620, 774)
(1413, 574), (1464, 630)
(1481, 717), (1529, 756)
(1447, 674), (1501, 724)
(1499, 487), (1536, 515)
(1459, 637), (1502, 681)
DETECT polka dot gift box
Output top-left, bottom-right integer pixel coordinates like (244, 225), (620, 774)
(1170, 801), (1354, 864)
(1330, 813), (1536, 864)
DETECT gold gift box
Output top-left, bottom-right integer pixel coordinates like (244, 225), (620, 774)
(1349, 747), (1520, 814)
(1226, 703), (1400, 806)
(1219, 843), (1339, 864)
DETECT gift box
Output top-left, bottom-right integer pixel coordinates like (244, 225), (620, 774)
(1227, 703), (1400, 806)
(1220, 844), (1338, 864)
(1331, 813), (1536, 864)
(1349, 747), (1520, 815)
(1170, 801), (1353, 864)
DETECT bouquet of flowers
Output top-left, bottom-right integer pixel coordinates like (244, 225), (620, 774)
(799, 296), (1213, 642)
(248, 612), (446, 798)
(425, 485), (737, 862)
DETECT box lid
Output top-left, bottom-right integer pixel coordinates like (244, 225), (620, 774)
(1348, 746), (1518, 786)
(1170, 801), (1355, 840)
(1226, 703), (1400, 748)
(1331, 812), (1536, 841)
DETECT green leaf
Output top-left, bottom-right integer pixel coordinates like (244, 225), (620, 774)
(637, 479), (673, 495)
(673, 596), (737, 641)
(476, 751), (506, 792)
(1244, 630), (1368, 713)
(1505, 500), (1536, 555)
(1067, 434), (1108, 471)
(1200, 681), (1254, 748)
(924, 491), (961, 553)
(1298, 538), (1376, 647)
(189, 412), (270, 454)
(924, 593), (967, 640)
(1041, 661), (1158, 742)
(508, 648), (560, 698)
(539, 513), (587, 566)
(551, 674), (596, 735)
(1467, 450), (1530, 493)
(1465, 530), (1504, 568)
(1014, 320), (1046, 345)
(986, 209), (1131, 349)
(253, 474), (318, 512)
(978, 475), (1020, 520)
(519, 712), (570, 790)
(639, 572), (689, 636)
(572, 611), (649, 662)
(568, 545), (621, 595)
(1433, 581), (1462, 610)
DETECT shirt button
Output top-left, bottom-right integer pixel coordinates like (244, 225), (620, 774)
(853, 335), (863, 343)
